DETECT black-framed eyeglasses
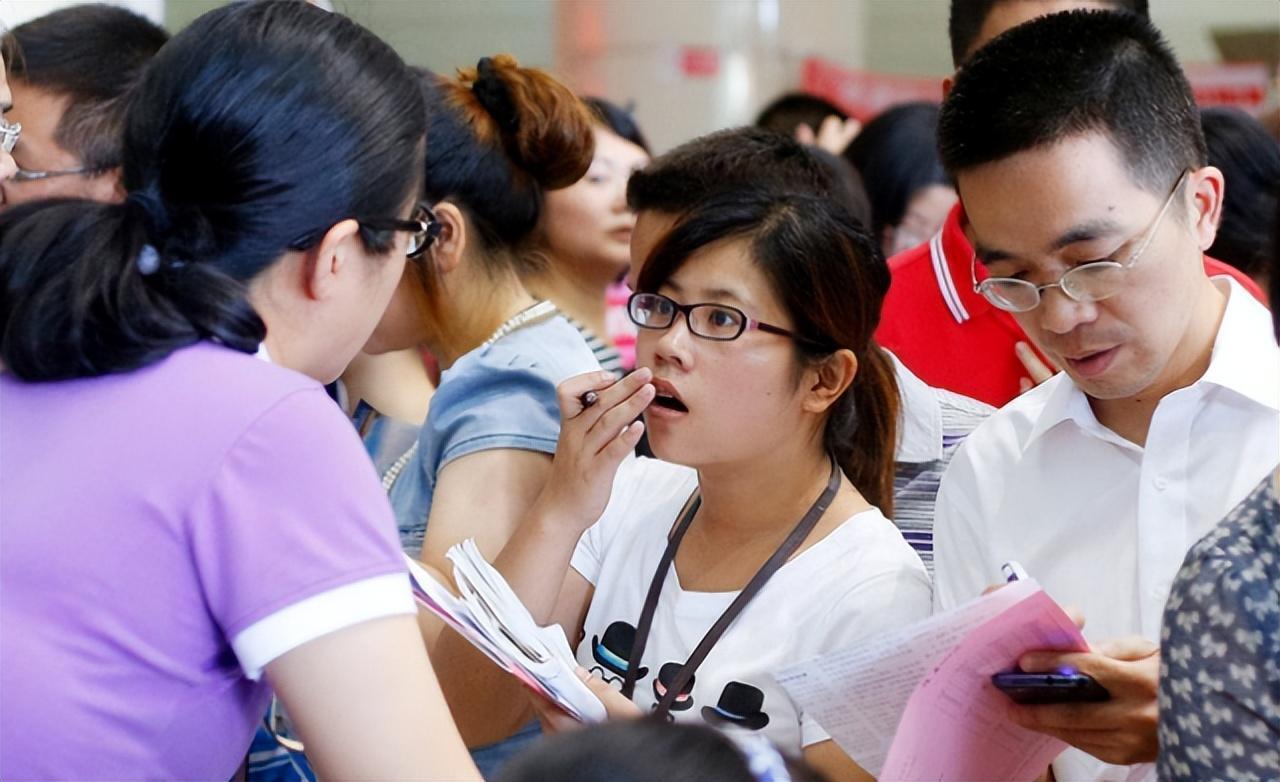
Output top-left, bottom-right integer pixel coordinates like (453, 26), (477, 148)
(360, 203), (442, 258)
(12, 164), (111, 182)
(0, 119), (21, 154)
(971, 169), (1189, 313)
(628, 291), (831, 350)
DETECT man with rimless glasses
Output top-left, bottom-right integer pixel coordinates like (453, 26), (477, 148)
(0, 6), (167, 208)
(931, 11), (1279, 782)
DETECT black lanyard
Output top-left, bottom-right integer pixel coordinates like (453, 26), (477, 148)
(620, 456), (842, 717)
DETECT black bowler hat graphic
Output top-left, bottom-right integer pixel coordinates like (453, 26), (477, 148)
(591, 621), (648, 679)
(652, 662), (696, 712)
(701, 681), (770, 730)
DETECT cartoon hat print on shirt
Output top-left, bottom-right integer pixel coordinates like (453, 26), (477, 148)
(590, 621), (649, 686)
(701, 681), (770, 731)
(652, 662), (696, 715)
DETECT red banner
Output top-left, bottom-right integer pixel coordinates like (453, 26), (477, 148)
(1184, 63), (1272, 113)
(802, 57), (1273, 121)
(800, 58), (943, 121)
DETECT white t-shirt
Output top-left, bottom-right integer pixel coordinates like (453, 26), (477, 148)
(571, 456), (932, 755)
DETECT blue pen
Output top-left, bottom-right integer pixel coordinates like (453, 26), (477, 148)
(1001, 560), (1030, 583)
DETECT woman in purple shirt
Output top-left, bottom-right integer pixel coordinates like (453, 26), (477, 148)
(0, 2), (478, 779)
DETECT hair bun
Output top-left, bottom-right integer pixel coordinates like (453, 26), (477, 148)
(454, 53), (594, 190)
(471, 57), (520, 134)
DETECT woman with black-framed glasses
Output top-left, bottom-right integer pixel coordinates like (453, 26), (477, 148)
(0, 3), (479, 779)
(434, 189), (932, 782)
(346, 55), (606, 774)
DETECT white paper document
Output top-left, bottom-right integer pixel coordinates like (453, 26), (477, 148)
(775, 579), (1089, 780)
(406, 540), (606, 723)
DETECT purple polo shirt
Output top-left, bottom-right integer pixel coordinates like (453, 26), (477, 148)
(1, 342), (410, 779)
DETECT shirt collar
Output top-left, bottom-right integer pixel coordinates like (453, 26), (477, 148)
(888, 350), (945, 463)
(1024, 276), (1279, 450)
(930, 203), (993, 325)
(1199, 277), (1279, 412)
(1022, 373), (1118, 451)
(255, 343), (272, 363)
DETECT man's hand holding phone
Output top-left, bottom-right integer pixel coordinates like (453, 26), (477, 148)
(1004, 636), (1160, 765)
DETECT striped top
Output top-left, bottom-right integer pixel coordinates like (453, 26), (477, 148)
(891, 384), (993, 577)
(567, 316), (625, 377)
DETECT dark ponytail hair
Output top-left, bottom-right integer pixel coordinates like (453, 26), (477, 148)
(416, 54), (595, 272)
(637, 191), (899, 516)
(0, 0), (426, 381)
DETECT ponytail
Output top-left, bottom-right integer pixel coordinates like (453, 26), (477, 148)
(2, 0), (426, 382)
(0, 200), (263, 381)
(827, 343), (899, 518)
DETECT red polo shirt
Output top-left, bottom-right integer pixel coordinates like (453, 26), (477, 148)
(875, 203), (1267, 408)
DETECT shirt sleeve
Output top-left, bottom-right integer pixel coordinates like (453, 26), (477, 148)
(430, 360), (562, 470)
(187, 387), (412, 679)
(931, 438), (998, 613)
(800, 563), (934, 747)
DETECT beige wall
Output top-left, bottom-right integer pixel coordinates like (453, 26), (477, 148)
(1, 0), (162, 27)
(164, 0), (556, 70)
(556, 0), (868, 150)
(865, 0), (1280, 77)
(155, 0), (1280, 149)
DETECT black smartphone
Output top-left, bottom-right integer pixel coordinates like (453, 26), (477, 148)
(991, 670), (1111, 704)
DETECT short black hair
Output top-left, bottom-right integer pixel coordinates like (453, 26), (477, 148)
(846, 101), (949, 240)
(627, 125), (870, 227)
(948, 0), (1149, 66)
(755, 92), (847, 137)
(938, 10), (1203, 195)
(496, 717), (828, 782)
(5, 4), (168, 170)
(584, 97), (650, 154)
(1201, 107), (1280, 281)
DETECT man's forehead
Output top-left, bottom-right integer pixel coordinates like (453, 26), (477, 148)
(956, 141), (1152, 261)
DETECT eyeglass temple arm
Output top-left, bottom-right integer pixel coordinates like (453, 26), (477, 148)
(1125, 169), (1189, 270)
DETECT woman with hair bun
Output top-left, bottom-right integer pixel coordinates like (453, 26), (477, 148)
(355, 58), (602, 774)
(0, 2), (477, 779)
(362, 55), (600, 589)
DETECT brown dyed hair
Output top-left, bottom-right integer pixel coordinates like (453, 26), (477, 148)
(417, 55), (595, 269)
(636, 190), (899, 515)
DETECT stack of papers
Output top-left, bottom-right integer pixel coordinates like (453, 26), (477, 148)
(775, 579), (1088, 781)
(405, 540), (607, 723)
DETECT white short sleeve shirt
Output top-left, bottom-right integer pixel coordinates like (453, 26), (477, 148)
(572, 457), (933, 756)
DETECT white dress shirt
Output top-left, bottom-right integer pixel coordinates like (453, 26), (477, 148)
(933, 278), (1279, 781)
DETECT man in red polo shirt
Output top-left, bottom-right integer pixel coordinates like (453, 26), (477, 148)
(876, 0), (1265, 407)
